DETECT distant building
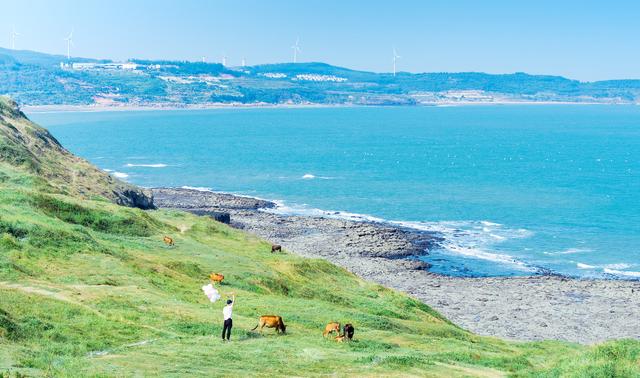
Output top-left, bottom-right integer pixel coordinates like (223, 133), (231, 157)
(71, 62), (98, 70)
(260, 73), (287, 79)
(120, 62), (138, 70)
(68, 62), (141, 71)
(293, 74), (347, 82)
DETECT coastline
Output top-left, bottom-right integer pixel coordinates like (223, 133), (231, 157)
(21, 100), (631, 113)
(152, 187), (640, 344)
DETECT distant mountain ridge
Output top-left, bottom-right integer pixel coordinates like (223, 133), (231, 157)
(1, 47), (640, 106)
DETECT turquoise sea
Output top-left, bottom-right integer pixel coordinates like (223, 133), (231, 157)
(30, 106), (640, 279)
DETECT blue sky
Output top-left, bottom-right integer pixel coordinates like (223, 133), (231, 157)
(1, 0), (638, 81)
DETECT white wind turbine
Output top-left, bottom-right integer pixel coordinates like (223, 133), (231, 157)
(64, 29), (74, 60)
(221, 52), (227, 66)
(10, 26), (20, 49)
(241, 57), (246, 67)
(291, 37), (301, 63)
(392, 47), (401, 76)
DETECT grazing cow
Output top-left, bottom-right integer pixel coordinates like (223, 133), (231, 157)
(323, 322), (340, 337)
(163, 236), (174, 246)
(271, 244), (282, 253)
(209, 273), (224, 284)
(335, 335), (346, 342)
(251, 315), (287, 334)
(343, 323), (355, 340)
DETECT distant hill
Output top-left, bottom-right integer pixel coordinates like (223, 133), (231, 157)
(1, 47), (640, 106)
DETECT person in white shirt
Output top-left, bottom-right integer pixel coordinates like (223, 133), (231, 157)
(222, 293), (235, 341)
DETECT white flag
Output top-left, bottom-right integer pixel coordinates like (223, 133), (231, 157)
(202, 283), (221, 303)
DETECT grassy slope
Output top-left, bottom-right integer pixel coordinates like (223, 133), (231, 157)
(0, 108), (639, 377)
(0, 96), (152, 208)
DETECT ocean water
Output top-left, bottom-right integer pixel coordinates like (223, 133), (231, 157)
(29, 106), (640, 279)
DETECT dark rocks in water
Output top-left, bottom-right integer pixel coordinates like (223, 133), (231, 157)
(152, 187), (275, 210)
(114, 188), (155, 210)
(188, 209), (231, 224)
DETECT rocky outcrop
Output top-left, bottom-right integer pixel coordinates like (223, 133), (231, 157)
(114, 188), (155, 210)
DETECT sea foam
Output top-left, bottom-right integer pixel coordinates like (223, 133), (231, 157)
(112, 171), (129, 178)
(125, 163), (168, 168)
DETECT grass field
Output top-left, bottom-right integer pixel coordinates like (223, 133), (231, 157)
(1, 96), (640, 377)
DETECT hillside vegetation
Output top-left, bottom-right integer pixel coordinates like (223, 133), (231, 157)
(2, 48), (640, 106)
(1, 97), (640, 376)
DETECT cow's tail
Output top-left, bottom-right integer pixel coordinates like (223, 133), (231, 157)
(251, 324), (259, 331)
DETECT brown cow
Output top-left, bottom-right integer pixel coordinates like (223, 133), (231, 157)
(323, 322), (340, 337)
(271, 244), (282, 253)
(209, 273), (224, 284)
(334, 335), (346, 342)
(343, 323), (355, 340)
(163, 236), (174, 246)
(251, 315), (287, 334)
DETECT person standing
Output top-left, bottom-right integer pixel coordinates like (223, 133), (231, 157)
(222, 293), (235, 341)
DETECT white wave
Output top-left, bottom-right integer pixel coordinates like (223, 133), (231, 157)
(300, 173), (336, 180)
(545, 247), (593, 255)
(385, 220), (534, 271)
(125, 163), (168, 168)
(103, 169), (113, 172)
(181, 186), (213, 192)
(604, 268), (640, 278)
(112, 171), (129, 178)
(265, 201), (386, 223)
(603, 263), (632, 270)
(442, 244), (534, 271)
(577, 262), (596, 269)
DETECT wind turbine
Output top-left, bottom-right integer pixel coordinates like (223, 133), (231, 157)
(392, 47), (401, 76)
(10, 27), (19, 49)
(64, 29), (74, 60)
(291, 37), (301, 63)
(241, 57), (246, 67)
(221, 52), (227, 66)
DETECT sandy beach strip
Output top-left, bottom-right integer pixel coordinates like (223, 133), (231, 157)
(152, 187), (640, 344)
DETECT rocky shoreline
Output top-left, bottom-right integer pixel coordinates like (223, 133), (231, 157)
(153, 187), (640, 344)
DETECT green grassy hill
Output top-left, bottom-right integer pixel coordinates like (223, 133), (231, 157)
(0, 97), (639, 377)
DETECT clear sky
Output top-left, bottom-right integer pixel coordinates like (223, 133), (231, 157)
(1, 0), (638, 81)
